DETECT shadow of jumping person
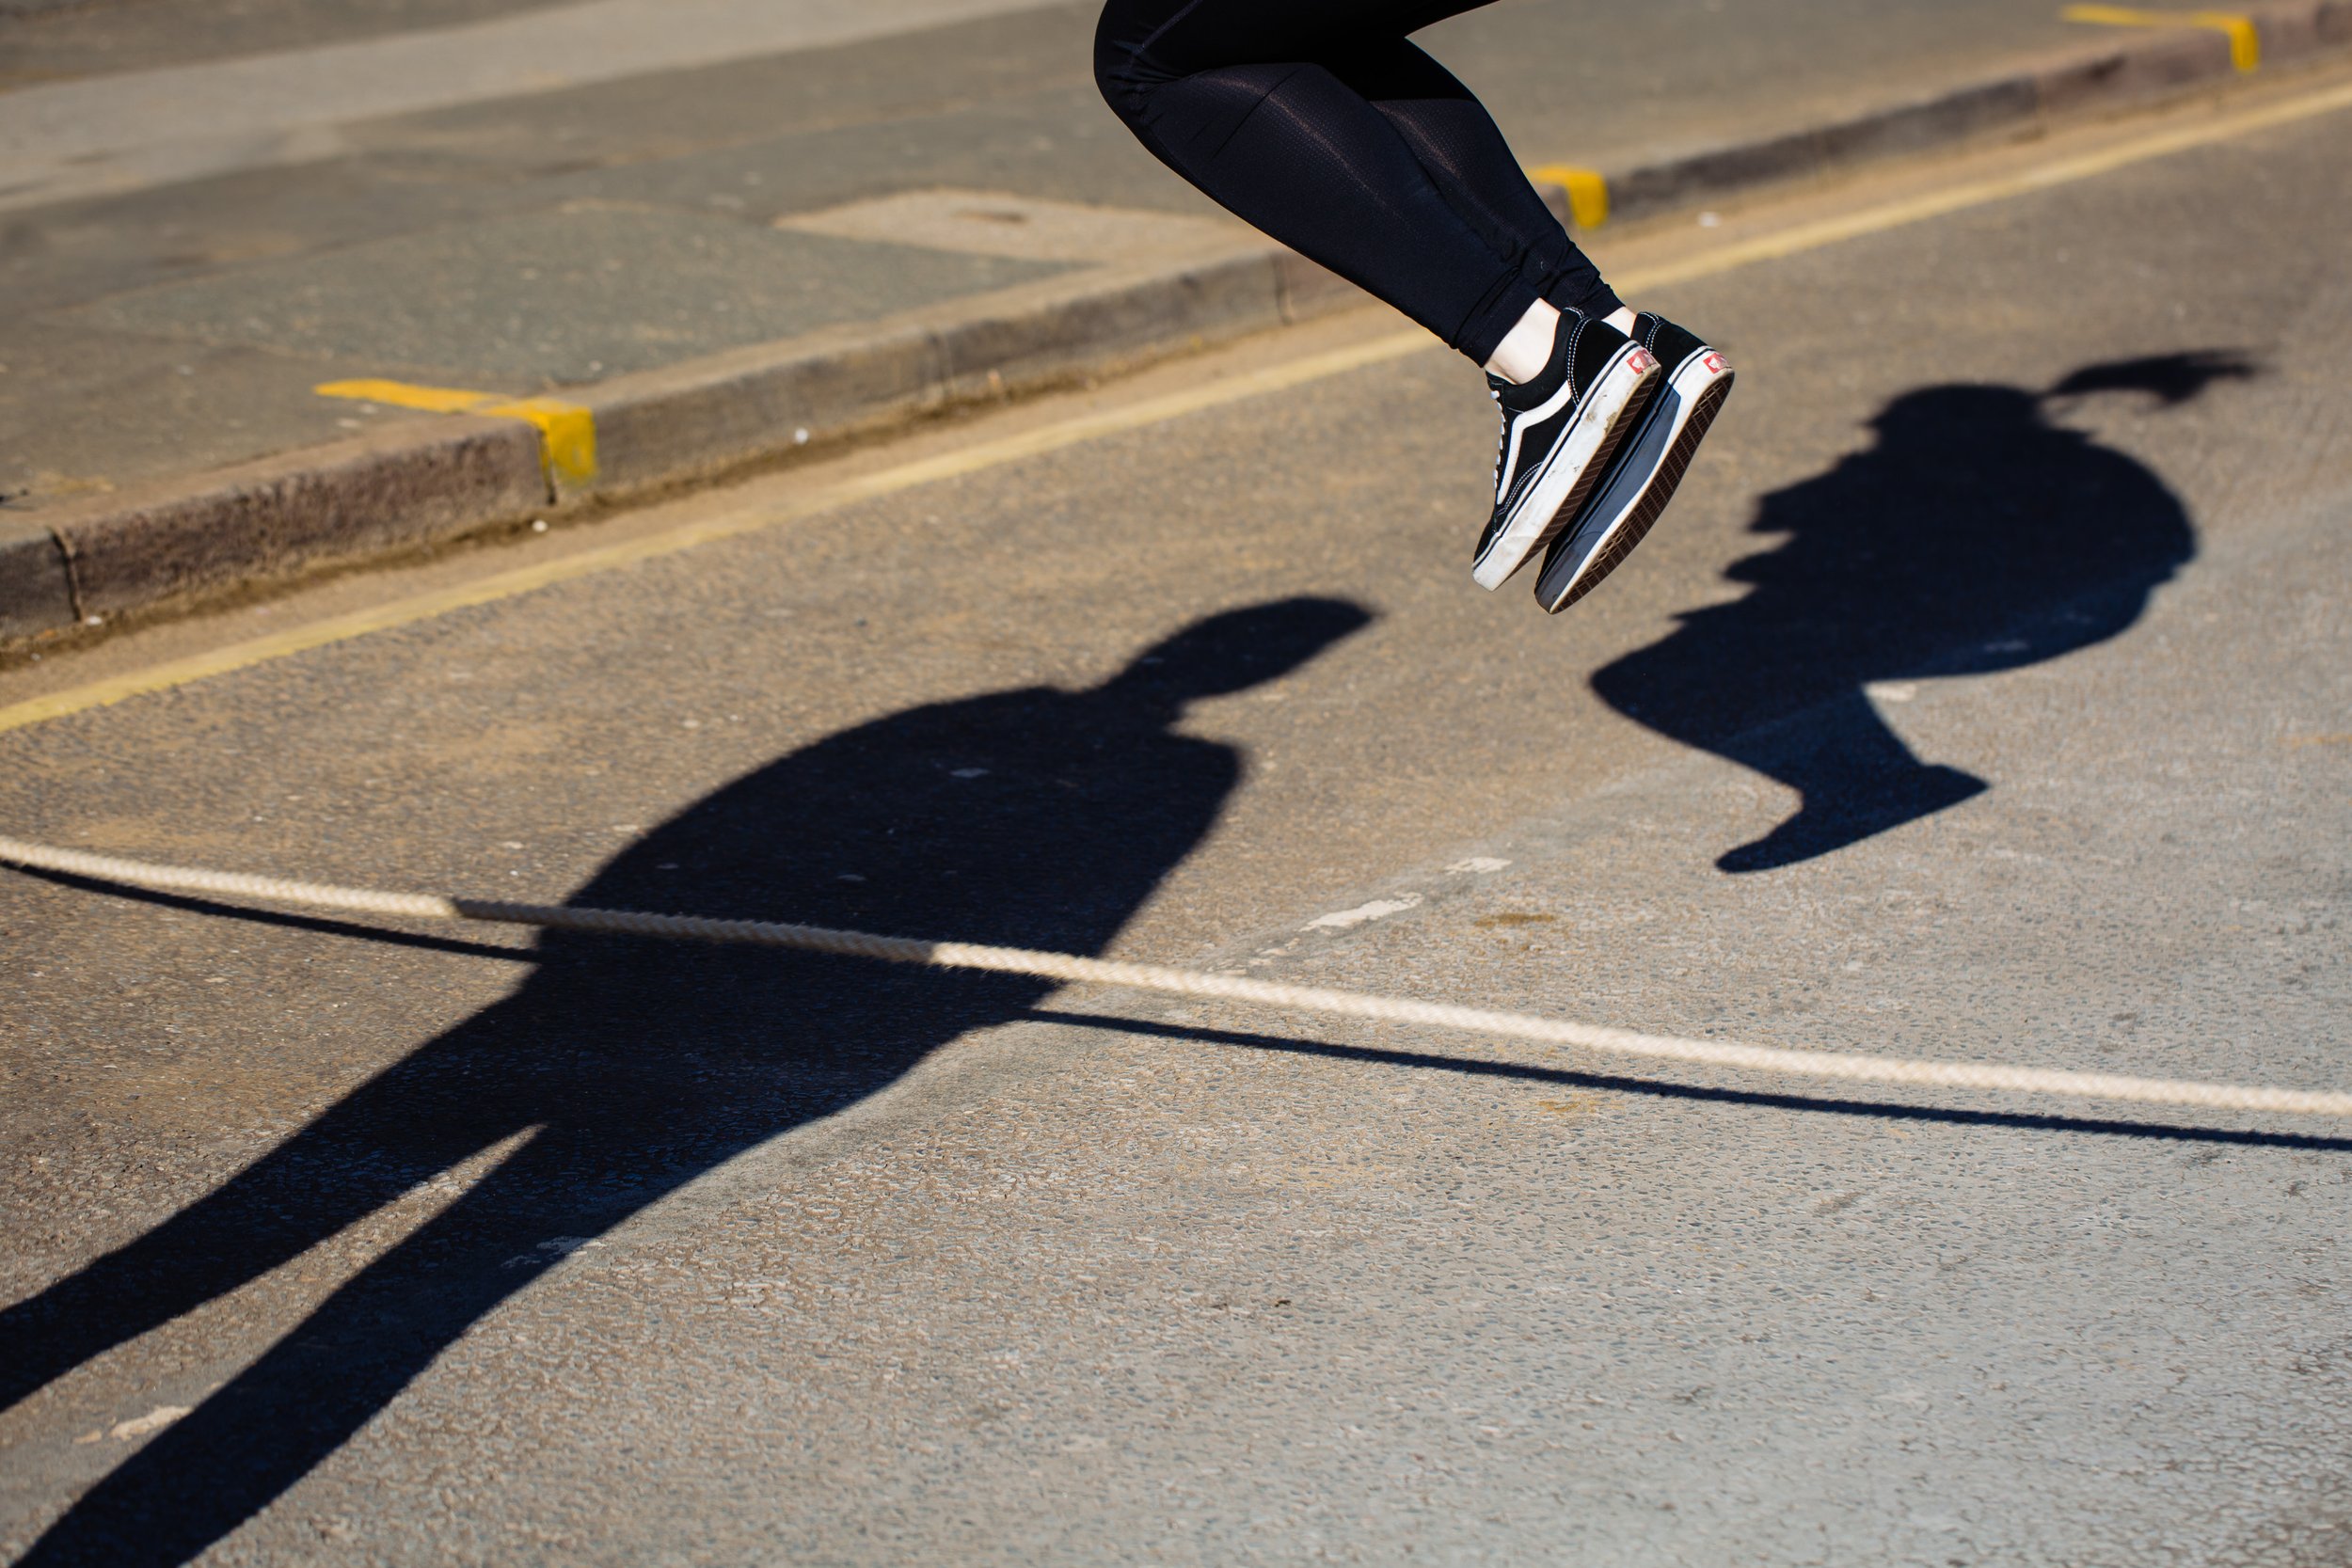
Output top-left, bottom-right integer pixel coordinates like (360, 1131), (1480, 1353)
(2, 596), (1372, 1568)
(1591, 353), (2250, 874)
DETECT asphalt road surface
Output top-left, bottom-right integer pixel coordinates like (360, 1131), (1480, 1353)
(4, 74), (2350, 1567)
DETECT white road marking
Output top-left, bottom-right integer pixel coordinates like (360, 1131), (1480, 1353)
(1304, 895), (1423, 931)
(107, 1405), (191, 1440)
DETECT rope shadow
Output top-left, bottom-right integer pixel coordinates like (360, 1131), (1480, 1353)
(20, 861), (2335, 1153)
(1029, 1010), (2352, 1153)
(11, 867), (539, 964)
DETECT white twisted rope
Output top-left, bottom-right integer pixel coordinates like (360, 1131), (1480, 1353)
(5, 832), (2347, 1120)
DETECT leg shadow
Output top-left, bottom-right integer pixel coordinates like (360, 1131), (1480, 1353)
(1593, 351), (2249, 872)
(5, 596), (1371, 1567)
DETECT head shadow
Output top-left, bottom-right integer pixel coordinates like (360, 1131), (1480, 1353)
(2, 595), (1372, 1568)
(1590, 350), (2253, 873)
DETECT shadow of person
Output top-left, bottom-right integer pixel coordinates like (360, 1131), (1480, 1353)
(1590, 352), (2249, 874)
(3, 596), (1372, 1567)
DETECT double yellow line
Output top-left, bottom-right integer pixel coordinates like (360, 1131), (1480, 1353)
(6, 71), (2349, 740)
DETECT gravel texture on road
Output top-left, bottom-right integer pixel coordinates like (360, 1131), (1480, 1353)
(3, 94), (2349, 1567)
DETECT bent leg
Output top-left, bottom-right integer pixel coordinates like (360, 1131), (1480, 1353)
(1333, 40), (1619, 321)
(1095, 0), (1566, 362)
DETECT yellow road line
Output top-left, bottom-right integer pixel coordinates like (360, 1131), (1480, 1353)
(2062, 5), (2262, 71)
(7, 73), (2349, 740)
(0, 335), (1428, 737)
(1528, 165), (1611, 230)
(1622, 73), (2352, 290)
(316, 378), (596, 485)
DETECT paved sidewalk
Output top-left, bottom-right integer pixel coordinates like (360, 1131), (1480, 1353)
(2, 0), (2344, 639)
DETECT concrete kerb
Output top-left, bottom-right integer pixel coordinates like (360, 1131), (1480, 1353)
(4, 3), (2345, 649)
(33, 420), (548, 629)
(564, 240), (1338, 503)
(13, 235), (1350, 642)
(0, 518), (75, 642)
(1604, 1), (2348, 219)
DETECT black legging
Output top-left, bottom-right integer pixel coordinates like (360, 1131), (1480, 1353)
(1094, 0), (1618, 367)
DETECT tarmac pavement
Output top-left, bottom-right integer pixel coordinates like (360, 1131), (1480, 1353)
(2, 64), (2351, 1568)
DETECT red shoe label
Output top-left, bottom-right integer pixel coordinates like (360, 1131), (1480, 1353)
(1702, 353), (1729, 373)
(1630, 350), (1657, 372)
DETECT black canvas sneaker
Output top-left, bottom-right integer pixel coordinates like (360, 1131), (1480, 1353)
(1471, 310), (1661, 591)
(1533, 312), (1734, 613)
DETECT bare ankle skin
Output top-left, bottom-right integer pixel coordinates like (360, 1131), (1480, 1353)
(1483, 299), (1562, 384)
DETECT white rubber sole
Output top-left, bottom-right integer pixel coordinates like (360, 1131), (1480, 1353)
(1534, 349), (1734, 613)
(1472, 342), (1661, 591)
